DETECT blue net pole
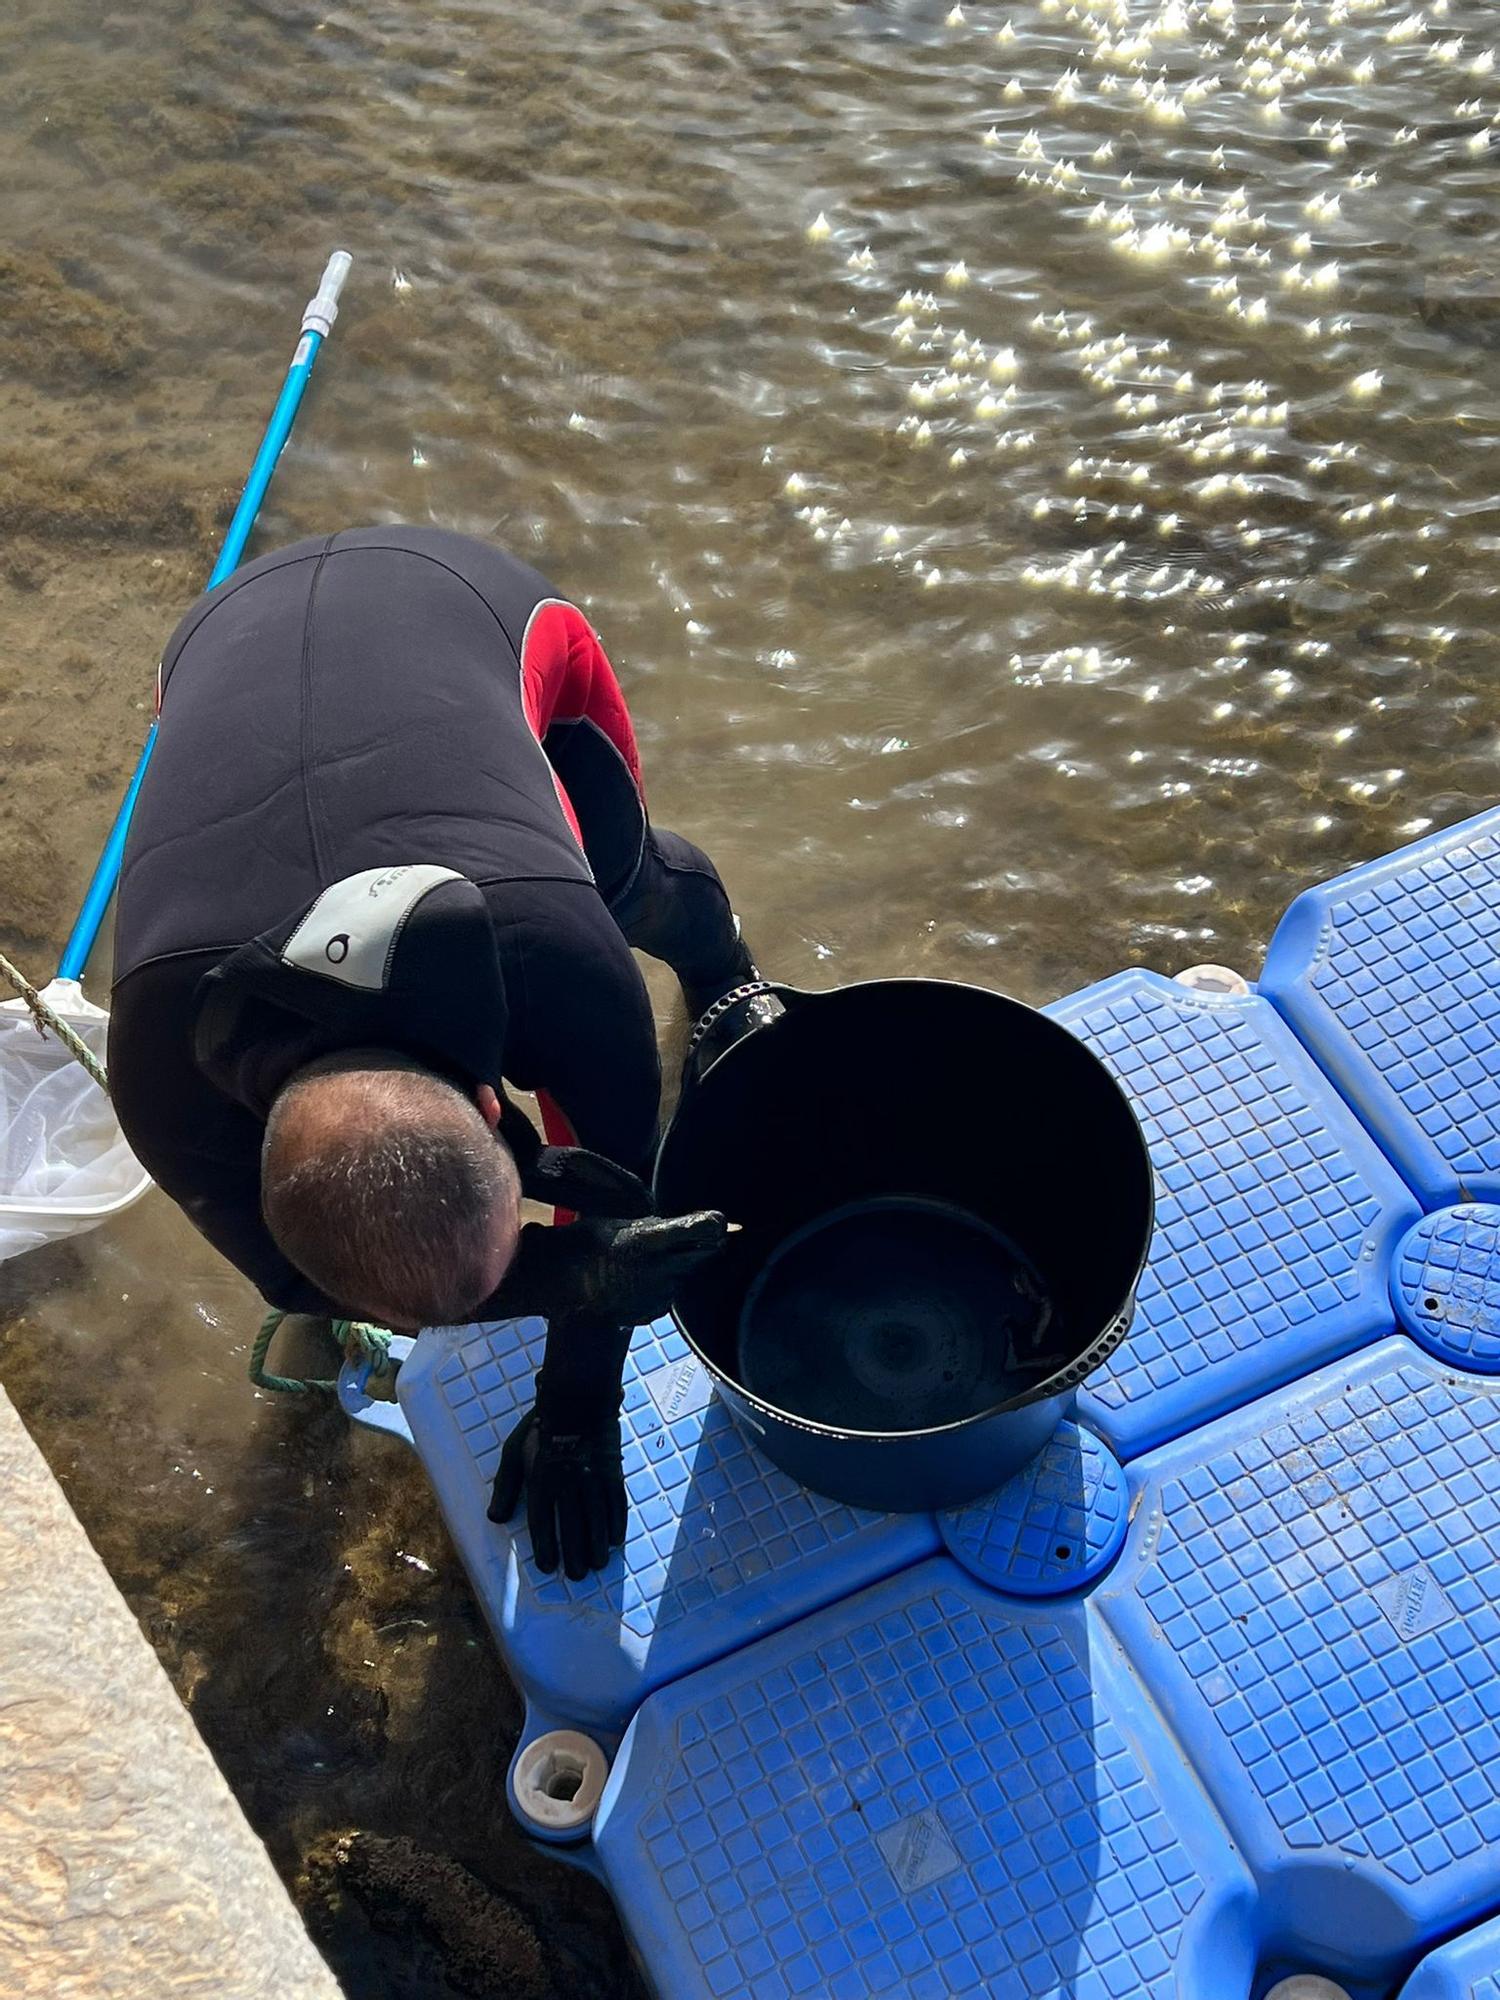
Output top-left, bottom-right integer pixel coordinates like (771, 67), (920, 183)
(56, 251), (352, 984)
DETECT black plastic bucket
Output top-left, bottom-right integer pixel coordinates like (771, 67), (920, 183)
(655, 980), (1154, 1512)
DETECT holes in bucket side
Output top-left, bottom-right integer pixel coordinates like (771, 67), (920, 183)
(1055, 1544), (1072, 1560)
(1425, 1296), (1442, 1313)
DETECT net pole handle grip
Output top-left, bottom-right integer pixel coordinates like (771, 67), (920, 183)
(302, 249), (353, 336)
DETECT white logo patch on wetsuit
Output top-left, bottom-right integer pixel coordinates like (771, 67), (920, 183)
(281, 865), (462, 992)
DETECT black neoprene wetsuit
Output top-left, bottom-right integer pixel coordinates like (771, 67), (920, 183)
(108, 525), (741, 1317)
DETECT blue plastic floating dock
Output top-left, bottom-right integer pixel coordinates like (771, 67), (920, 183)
(588, 1338), (1500, 1998)
(1400, 1912), (1500, 1997)
(1262, 806), (1500, 1209)
(1097, 1338), (1500, 1987)
(338, 801), (1500, 1996)
(1049, 970), (1417, 1460)
(385, 1311), (938, 1737)
(593, 1561), (1258, 2000)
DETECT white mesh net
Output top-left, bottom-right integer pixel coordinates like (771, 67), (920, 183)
(0, 982), (151, 1263)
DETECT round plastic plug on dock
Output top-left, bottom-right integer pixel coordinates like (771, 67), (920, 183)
(1173, 963), (1252, 997)
(511, 1730), (609, 1835)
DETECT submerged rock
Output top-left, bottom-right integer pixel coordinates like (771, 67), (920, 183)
(1421, 259), (1500, 345)
(314, 1830), (549, 2000)
(0, 250), (146, 390)
(0, 446), (214, 551)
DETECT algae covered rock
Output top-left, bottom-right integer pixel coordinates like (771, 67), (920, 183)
(0, 250), (146, 390)
(314, 1830), (550, 1999)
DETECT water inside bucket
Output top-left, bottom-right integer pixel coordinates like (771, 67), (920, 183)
(735, 1196), (1061, 1434)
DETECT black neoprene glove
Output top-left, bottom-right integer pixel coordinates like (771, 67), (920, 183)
(480, 1211), (729, 1328)
(488, 1317), (633, 1579)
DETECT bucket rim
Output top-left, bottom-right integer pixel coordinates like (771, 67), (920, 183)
(672, 973), (1139, 1088)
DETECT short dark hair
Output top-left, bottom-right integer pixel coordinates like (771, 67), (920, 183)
(261, 1053), (519, 1326)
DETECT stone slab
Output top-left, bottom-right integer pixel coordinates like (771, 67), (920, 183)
(0, 1384), (345, 2000)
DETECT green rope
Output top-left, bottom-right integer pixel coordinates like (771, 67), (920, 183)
(0, 951), (109, 1094)
(251, 1309), (399, 1395)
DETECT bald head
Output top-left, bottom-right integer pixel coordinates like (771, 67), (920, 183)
(261, 1053), (521, 1328)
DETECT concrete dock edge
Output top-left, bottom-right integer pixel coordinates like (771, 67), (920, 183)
(0, 1383), (344, 1999)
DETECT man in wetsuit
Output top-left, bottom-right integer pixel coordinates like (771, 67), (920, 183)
(109, 525), (756, 1577)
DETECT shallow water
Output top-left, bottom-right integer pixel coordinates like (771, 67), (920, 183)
(4, 0), (1500, 1986)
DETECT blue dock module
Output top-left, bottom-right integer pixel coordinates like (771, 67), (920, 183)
(592, 1559), (1259, 2000)
(1095, 1337), (1500, 1991)
(1047, 969), (1419, 1461)
(385, 1312), (938, 1740)
(1261, 805), (1500, 1211)
(1400, 1913), (1500, 1997)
